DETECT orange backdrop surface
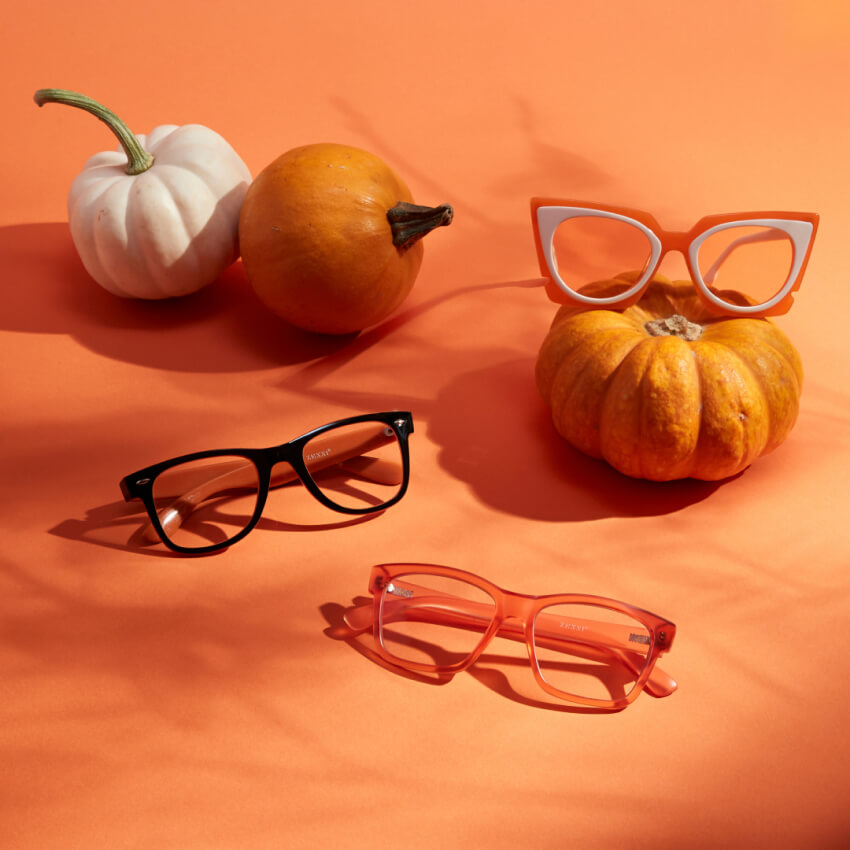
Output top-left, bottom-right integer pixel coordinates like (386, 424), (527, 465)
(2, 2), (850, 848)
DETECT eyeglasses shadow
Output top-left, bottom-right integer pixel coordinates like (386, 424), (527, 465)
(320, 600), (623, 714)
(49, 499), (384, 559)
(321, 600), (455, 686)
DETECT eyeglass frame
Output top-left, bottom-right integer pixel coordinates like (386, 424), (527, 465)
(344, 562), (677, 711)
(531, 198), (819, 318)
(120, 411), (414, 554)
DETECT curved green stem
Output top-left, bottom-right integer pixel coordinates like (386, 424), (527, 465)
(33, 88), (154, 175)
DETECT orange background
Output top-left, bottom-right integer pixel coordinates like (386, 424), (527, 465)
(3, 2), (850, 847)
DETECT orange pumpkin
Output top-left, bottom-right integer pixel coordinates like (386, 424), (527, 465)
(536, 276), (804, 481)
(239, 143), (452, 335)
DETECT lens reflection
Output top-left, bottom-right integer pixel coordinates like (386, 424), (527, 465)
(379, 574), (496, 667)
(696, 225), (794, 307)
(532, 603), (652, 702)
(151, 456), (260, 549)
(303, 421), (404, 510)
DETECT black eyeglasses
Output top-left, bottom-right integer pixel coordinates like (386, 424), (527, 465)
(120, 411), (413, 554)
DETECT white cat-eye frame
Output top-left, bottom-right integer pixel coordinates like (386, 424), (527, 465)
(531, 198), (818, 317)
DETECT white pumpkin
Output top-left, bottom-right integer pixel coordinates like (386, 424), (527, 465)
(36, 89), (251, 299)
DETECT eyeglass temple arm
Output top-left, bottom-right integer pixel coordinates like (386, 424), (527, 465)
(701, 228), (789, 286)
(302, 427), (403, 487)
(343, 596), (676, 698)
(141, 428), (403, 542)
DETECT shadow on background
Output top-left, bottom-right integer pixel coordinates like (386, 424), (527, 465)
(280, 276), (546, 391)
(0, 222), (547, 378)
(276, 355), (730, 522)
(428, 356), (731, 521)
(4, 119), (724, 525)
(49, 494), (384, 558)
(330, 94), (616, 224)
(320, 600), (617, 714)
(0, 222), (354, 372)
(3, 100), (616, 378)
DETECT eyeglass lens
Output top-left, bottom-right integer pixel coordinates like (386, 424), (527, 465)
(532, 602), (652, 702)
(147, 420), (406, 550)
(378, 572), (655, 702)
(551, 215), (653, 297)
(550, 213), (797, 309)
(302, 420), (405, 510)
(695, 224), (794, 306)
(378, 574), (497, 667)
(151, 455), (261, 550)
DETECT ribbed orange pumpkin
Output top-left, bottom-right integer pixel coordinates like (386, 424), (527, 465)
(536, 276), (804, 481)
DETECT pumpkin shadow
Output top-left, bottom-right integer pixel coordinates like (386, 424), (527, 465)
(0, 222), (353, 372)
(272, 351), (730, 522)
(429, 356), (731, 521)
(279, 276), (547, 392)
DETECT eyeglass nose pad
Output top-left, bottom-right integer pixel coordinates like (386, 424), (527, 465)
(492, 612), (532, 648)
(498, 613), (527, 628)
(500, 593), (536, 622)
(342, 602), (372, 633)
(495, 612), (525, 628)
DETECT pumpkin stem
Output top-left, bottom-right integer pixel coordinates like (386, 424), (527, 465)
(387, 201), (453, 251)
(33, 88), (154, 176)
(644, 314), (704, 341)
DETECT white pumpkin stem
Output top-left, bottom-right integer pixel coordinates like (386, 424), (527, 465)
(34, 88), (155, 176)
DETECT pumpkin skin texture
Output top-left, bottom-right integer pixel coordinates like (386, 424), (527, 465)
(536, 277), (804, 481)
(239, 143), (452, 335)
(68, 125), (251, 298)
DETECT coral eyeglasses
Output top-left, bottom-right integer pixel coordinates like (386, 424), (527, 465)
(344, 563), (677, 711)
(531, 198), (818, 318)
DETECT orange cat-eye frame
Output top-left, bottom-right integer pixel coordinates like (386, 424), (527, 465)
(344, 563), (677, 711)
(531, 198), (819, 318)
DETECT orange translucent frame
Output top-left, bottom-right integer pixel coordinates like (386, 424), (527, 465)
(531, 198), (819, 317)
(344, 563), (677, 710)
